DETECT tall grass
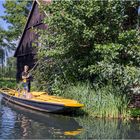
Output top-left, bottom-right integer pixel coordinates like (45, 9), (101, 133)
(62, 83), (130, 118)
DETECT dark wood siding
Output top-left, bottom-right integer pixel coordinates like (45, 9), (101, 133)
(27, 3), (45, 28)
(15, 1), (47, 81)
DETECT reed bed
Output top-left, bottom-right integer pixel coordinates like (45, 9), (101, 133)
(63, 83), (130, 118)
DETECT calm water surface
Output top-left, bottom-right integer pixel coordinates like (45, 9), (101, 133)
(0, 95), (140, 139)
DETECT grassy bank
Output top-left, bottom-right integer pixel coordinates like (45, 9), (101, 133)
(0, 78), (139, 118)
(60, 83), (139, 118)
(0, 78), (16, 89)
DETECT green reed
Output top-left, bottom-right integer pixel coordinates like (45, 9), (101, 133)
(63, 83), (130, 118)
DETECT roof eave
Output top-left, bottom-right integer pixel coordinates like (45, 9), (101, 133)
(14, 0), (37, 57)
(14, 0), (48, 57)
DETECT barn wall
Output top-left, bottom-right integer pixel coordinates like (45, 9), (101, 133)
(15, 1), (48, 81)
(17, 3), (47, 56)
(27, 3), (45, 28)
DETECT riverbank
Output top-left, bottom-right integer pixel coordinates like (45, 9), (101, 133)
(61, 83), (140, 119)
(0, 78), (16, 89)
(0, 79), (139, 118)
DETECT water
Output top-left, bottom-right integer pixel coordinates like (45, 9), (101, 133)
(0, 95), (140, 139)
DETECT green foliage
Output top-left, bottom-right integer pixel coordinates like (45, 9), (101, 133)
(32, 1), (139, 117)
(0, 78), (16, 89)
(130, 108), (140, 117)
(0, 26), (6, 47)
(0, 57), (16, 89)
(34, 1), (139, 93)
(62, 83), (130, 118)
(0, 48), (5, 67)
(1, 0), (32, 48)
(0, 57), (16, 80)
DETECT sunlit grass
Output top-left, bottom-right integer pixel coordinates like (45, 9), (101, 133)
(0, 78), (16, 89)
(62, 83), (131, 118)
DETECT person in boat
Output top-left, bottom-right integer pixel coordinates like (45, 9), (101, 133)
(22, 65), (32, 98)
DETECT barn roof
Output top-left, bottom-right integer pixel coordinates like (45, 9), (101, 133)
(14, 0), (50, 57)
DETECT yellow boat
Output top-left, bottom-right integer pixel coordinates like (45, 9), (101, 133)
(0, 88), (84, 114)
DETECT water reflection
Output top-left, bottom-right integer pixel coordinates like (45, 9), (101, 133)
(0, 105), (16, 139)
(0, 96), (140, 139)
(0, 99), (82, 139)
(75, 116), (140, 139)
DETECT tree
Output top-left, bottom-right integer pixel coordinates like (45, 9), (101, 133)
(33, 1), (139, 93)
(6, 57), (16, 79)
(0, 47), (5, 78)
(1, 0), (32, 48)
(0, 26), (6, 76)
(0, 48), (5, 66)
(0, 26), (6, 46)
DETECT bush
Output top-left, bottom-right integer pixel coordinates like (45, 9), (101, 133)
(0, 78), (16, 89)
(34, 1), (139, 94)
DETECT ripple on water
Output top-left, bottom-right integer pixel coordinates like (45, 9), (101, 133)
(0, 98), (140, 139)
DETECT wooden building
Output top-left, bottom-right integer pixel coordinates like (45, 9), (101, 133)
(14, 0), (49, 81)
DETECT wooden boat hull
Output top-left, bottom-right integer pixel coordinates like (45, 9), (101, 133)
(1, 92), (81, 114)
